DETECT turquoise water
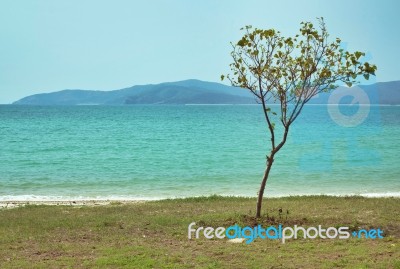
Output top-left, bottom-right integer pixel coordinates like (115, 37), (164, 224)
(0, 105), (399, 200)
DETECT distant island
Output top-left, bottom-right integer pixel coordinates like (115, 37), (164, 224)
(13, 79), (400, 105)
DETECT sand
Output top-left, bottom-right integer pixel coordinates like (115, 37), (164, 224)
(0, 200), (145, 209)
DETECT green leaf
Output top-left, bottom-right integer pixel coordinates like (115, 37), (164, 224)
(237, 39), (246, 47)
(220, 75), (225, 81)
(354, 51), (364, 60)
(345, 82), (352, 87)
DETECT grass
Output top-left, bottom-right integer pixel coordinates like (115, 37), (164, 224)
(0, 195), (399, 268)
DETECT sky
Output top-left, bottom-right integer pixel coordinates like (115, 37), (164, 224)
(0, 0), (399, 104)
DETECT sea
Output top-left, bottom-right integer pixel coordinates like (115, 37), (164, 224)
(0, 104), (399, 201)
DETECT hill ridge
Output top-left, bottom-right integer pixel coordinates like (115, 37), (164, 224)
(13, 79), (400, 105)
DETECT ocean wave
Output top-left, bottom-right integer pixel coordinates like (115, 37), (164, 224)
(0, 195), (162, 202)
(1, 192), (399, 202)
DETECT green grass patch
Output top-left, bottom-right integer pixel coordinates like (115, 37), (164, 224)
(0, 196), (399, 268)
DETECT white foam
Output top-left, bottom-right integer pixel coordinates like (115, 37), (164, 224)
(0, 195), (162, 202)
(0, 192), (399, 202)
(359, 192), (400, 198)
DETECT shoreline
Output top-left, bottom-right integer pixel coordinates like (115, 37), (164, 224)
(1, 194), (399, 209)
(1, 192), (400, 201)
(0, 200), (146, 209)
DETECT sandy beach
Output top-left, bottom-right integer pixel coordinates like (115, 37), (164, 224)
(0, 200), (145, 209)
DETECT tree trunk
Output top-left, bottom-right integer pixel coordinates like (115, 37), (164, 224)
(256, 155), (274, 218)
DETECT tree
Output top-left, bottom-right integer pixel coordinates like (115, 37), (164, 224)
(222, 18), (377, 218)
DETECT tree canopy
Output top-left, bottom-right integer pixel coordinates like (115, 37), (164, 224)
(223, 18), (376, 129)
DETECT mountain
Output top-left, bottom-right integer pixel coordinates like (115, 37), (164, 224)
(307, 81), (400, 105)
(13, 80), (255, 105)
(13, 79), (400, 105)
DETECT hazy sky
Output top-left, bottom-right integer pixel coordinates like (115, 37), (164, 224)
(1, 0), (399, 103)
